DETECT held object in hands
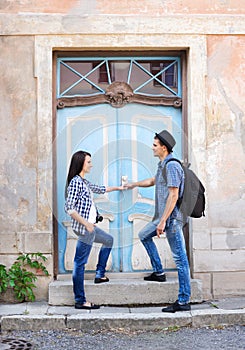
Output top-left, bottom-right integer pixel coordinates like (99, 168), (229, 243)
(121, 175), (128, 186)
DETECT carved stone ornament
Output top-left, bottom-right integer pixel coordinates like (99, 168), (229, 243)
(105, 82), (134, 108)
(57, 81), (182, 109)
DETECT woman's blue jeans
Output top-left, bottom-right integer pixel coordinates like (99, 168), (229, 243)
(139, 219), (191, 304)
(72, 226), (113, 304)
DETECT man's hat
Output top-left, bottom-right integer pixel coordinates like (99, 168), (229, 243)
(155, 130), (176, 152)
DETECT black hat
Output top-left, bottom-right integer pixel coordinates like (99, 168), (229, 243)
(155, 130), (176, 152)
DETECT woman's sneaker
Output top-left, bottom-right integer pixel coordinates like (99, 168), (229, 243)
(144, 272), (166, 282)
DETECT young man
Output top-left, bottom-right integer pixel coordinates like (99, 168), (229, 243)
(126, 130), (191, 312)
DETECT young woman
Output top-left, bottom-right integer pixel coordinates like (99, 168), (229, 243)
(64, 150), (123, 310)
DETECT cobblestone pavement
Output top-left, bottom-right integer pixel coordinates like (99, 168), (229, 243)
(0, 325), (244, 350)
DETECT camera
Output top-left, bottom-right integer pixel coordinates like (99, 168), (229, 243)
(96, 209), (103, 223)
(96, 215), (103, 223)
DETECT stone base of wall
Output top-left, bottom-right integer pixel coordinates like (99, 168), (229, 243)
(0, 232), (53, 302)
(194, 272), (245, 300)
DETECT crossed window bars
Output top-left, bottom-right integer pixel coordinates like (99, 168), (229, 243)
(57, 57), (181, 98)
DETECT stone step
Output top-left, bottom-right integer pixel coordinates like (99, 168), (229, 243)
(49, 273), (203, 306)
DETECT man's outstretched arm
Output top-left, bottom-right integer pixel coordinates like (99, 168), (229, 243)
(125, 177), (155, 189)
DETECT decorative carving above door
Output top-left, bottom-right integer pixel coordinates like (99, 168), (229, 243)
(57, 81), (182, 109)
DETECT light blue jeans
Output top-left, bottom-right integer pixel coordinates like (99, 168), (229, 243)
(73, 226), (113, 304)
(139, 219), (191, 304)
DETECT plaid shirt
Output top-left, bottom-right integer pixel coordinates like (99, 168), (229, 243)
(64, 175), (106, 235)
(153, 154), (184, 226)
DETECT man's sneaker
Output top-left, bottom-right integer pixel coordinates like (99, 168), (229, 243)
(144, 272), (166, 282)
(162, 300), (191, 313)
(94, 276), (109, 284)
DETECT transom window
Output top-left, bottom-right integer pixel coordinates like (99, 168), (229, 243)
(57, 57), (181, 98)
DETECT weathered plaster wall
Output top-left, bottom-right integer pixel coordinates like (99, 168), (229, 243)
(0, 0), (244, 15)
(192, 34), (245, 298)
(207, 35), (245, 225)
(0, 1), (244, 300)
(0, 36), (53, 299)
(0, 36), (37, 234)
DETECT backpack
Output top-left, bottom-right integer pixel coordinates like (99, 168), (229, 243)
(163, 158), (206, 219)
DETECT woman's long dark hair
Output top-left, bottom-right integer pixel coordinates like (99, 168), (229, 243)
(65, 150), (91, 197)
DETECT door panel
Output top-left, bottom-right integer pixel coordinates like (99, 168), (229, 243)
(57, 103), (182, 273)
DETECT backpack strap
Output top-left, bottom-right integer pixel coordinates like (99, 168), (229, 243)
(162, 158), (185, 208)
(162, 158), (183, 182)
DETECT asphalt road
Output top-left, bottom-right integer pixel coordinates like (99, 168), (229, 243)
(0, 325), (244, 349)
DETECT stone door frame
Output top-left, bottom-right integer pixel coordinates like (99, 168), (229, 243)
(34, 34), (207, 276)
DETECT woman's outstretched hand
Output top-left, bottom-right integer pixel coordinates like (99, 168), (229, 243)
(106, 185), (125, 192)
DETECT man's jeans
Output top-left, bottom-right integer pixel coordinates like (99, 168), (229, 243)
(139, 220), (191, 304)
(73, 226), (113, 304)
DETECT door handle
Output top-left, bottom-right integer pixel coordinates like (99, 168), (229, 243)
(121, 175), (128, 186)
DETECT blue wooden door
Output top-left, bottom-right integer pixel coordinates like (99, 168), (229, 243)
(56, 103), (182, 273)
